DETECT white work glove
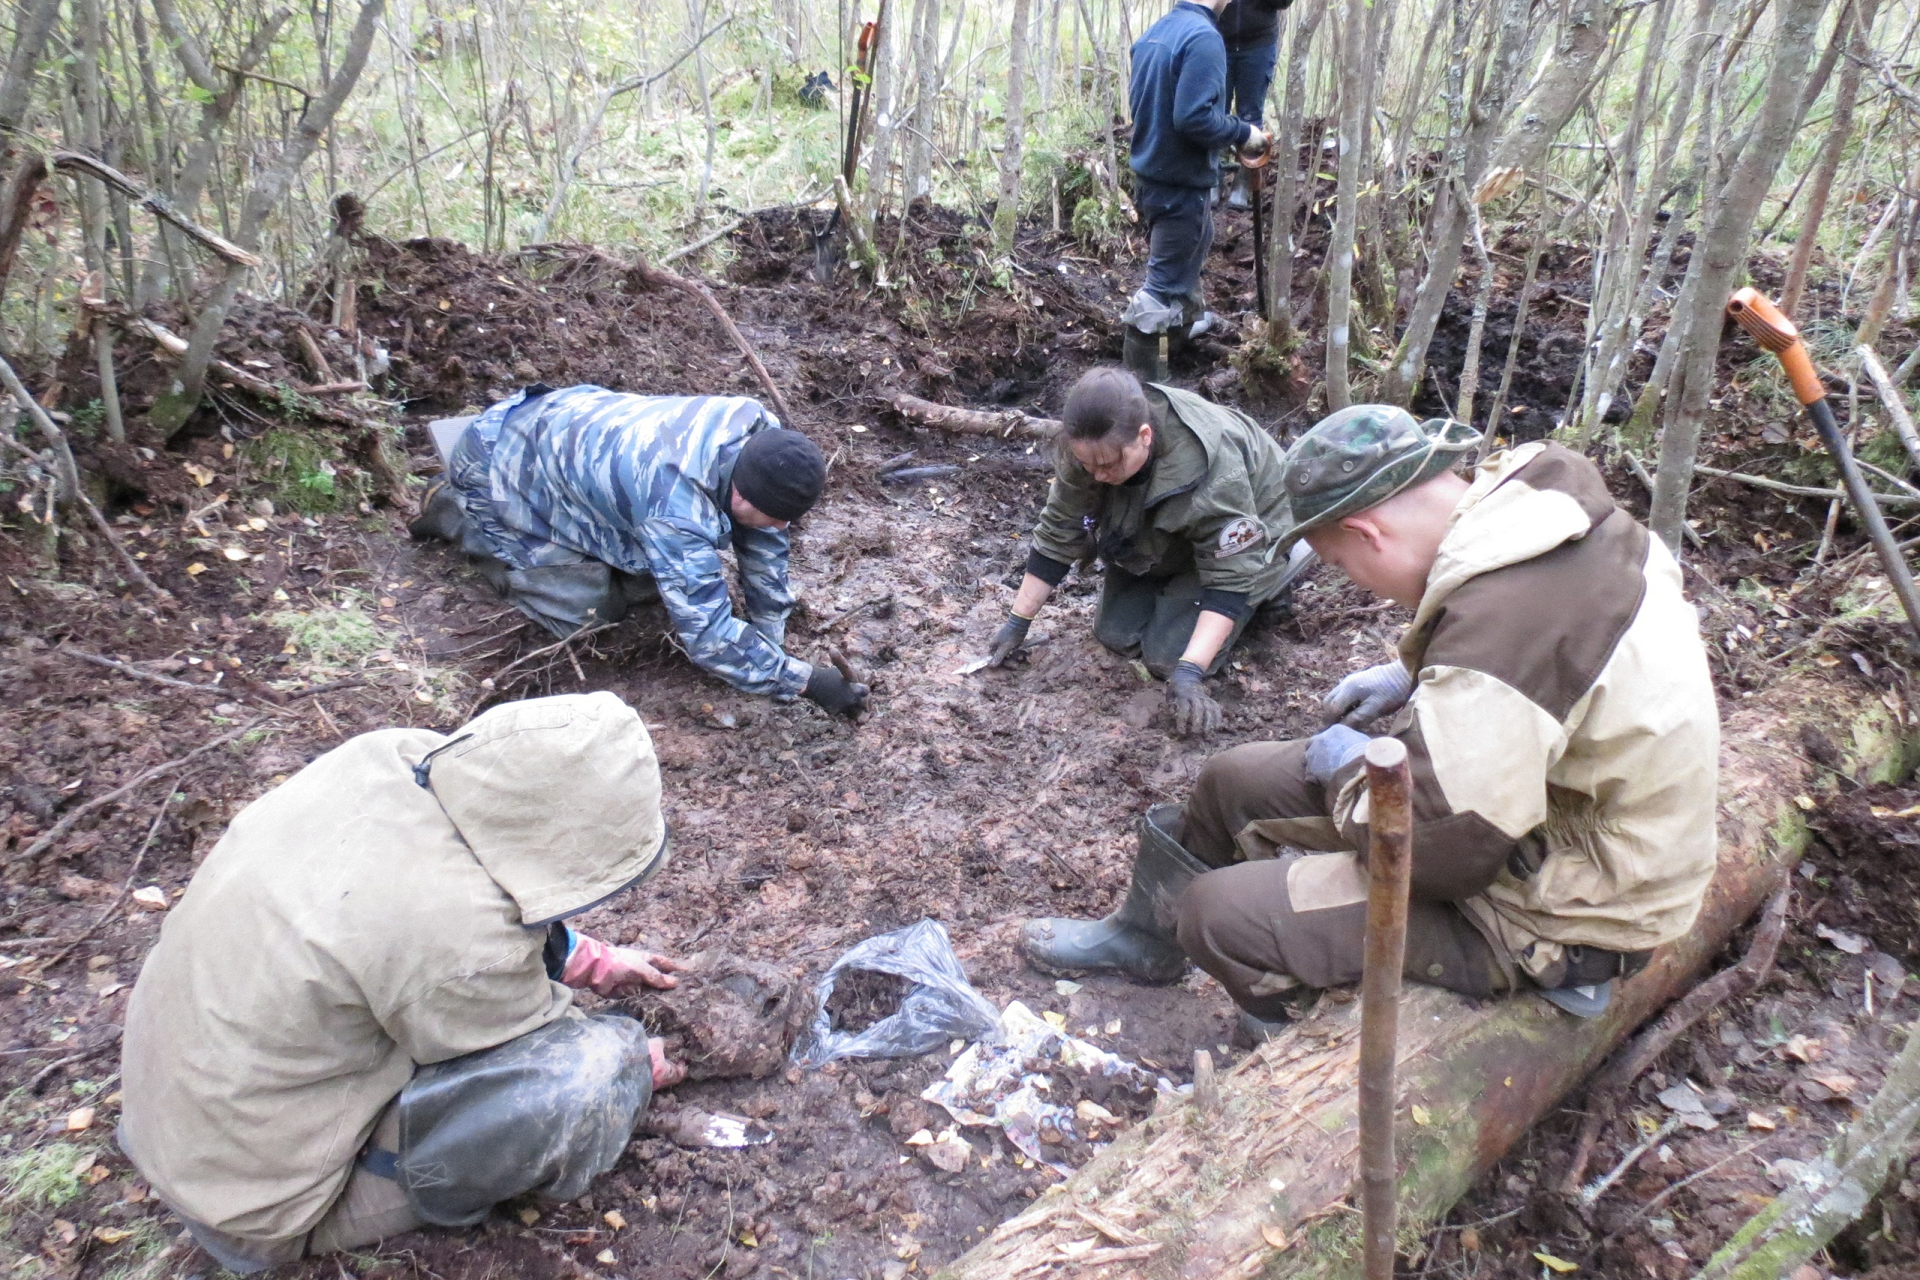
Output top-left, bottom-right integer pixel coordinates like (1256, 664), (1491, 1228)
(1304, 724), (1371, 787)
(1323, 661), (1414, 728)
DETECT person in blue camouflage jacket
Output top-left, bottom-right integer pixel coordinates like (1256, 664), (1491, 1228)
(410, 385), (868, 716)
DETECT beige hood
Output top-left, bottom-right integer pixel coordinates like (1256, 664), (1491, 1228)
(425, 691), (666, 924)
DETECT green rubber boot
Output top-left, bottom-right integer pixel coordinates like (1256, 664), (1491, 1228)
(1020, 805), (1206, 984)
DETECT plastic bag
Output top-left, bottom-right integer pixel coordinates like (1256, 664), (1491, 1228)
(791, 920), (1002, 1067)
(922, 1000), (1183, 1172)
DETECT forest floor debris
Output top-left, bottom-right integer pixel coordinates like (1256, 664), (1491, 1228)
(1, 201), (1917, 1280)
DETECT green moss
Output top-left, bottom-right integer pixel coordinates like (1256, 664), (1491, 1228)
(241, 429), (364, 515)
(271, 594), (383, 667)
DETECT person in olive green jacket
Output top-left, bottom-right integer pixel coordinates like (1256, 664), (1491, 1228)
(983, 366), (1313, 736)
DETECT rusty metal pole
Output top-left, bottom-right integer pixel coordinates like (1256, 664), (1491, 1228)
(1359, 736), (1414, 1280)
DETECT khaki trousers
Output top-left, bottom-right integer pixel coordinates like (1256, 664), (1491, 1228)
(1173, 740), (1510, 1017)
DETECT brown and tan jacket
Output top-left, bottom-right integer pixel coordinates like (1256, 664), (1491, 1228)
(1332, 442), (1720, 972)
(118, 692), (665, 1243)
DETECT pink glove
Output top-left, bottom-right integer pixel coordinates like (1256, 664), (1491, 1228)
(560, 933), (686, 996)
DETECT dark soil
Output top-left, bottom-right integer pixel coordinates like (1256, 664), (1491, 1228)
(3, 187), (1918, 1280)
(824, 968), (913, 1035)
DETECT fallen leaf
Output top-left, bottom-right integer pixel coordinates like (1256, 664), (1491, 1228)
(49, 1220), (78, 1244)
(1459, 1227), (1481, 1252)
(183, 462), (215, 486)
(1657, 1083), (1709, 1114)
(437, 299), (452, 311)
(70, 1153), (96, 1177)
(1746, 1111), (1777, 1131)
(1076, 1100), (1118, 1125)
(131, 886), (168, 911)
(85, 1165), (110, 1185)
(739, 1230), (759, 1248)
(518, 1207), (539, 1226)
(595, 1249), (617, 1264)
(904, 1128), (934, 1146)
(222, 546), (249, 562)
(1533, 1251), (1579, 1273)
(1260, 1223), (1289, 1250)
(1781, 1034), (1822, 1063)
(1053, 979), (1082, 995)
(185, 562), (208, 576)
(65, 1107), (95, 1131)
(1815, 924), (1869, 955)
(1410, 1104), (1432, 1126)
(1808, 1071), (1856, 1098)
(1793, 794), (1816, 811)
(603, 1210), (626, 1231)
(1041, 1010), (1068, 1032)
(91, 1227), (132, 1245)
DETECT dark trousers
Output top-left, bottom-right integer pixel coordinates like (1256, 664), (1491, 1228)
(1225, 40), (1279, 125)
(1133, 178), (1214, 314)
(1172, 740), (1510, 1017)
(1092, 567), (1252, 678)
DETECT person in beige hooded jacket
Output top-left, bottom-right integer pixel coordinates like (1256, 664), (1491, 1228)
(119, 691), (685, 1271)
(1022, 406), (1719, 1033)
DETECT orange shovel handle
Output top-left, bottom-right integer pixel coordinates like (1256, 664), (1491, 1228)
(1726, 287), (1824, 405)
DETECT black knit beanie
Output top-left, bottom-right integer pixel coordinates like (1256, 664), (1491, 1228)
(732, 428), (826, 522)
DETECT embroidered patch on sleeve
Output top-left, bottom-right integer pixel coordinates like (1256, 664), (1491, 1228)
(1215, 516), (1266, 558)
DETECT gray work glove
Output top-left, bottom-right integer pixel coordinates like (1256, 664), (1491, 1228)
(803, 665), (869, 717)
(1304, 724), (1370, 787)
(749, 616), (787, 649)
(1323, 660), (1414, 728)
(986, 613), (1033, 667)
(1169, 660), (1222, 737)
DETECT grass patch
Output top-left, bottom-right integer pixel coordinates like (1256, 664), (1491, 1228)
(1, 1142), (88, 1210)
(271, 593), (384, 668)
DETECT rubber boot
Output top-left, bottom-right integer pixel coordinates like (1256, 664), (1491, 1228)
(1122, 326), (1167, 383)
(408, 477), (467, 543)
(1021, 805), (1206, 983)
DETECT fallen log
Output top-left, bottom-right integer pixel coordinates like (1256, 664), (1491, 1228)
(934, 673), (1908, 1280)
(887, 393), (1059, 440)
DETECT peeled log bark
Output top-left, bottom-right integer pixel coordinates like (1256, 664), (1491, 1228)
(887, 393), (1059, 440)
(934, 674), (1908, 1280)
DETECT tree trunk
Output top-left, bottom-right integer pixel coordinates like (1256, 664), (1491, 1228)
(934, 674), (1906, 1280)
(1265, 0), (1325, 344)
(1377, 0), (1541, 407)
(148, 0), (385, 439)
(904, 0), (940, 204)
(1779, 0), (1879, 318)
(1689, 1017), (1920, 1280)
(993, 0), (1033, 256)
(1649, 0), (1832, 552)
(1323, 0), (1373, 409)
(0, 0), (63, 139)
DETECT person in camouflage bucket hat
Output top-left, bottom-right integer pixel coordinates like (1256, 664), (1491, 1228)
(1274, 405), (1480, 550)
(1018, 410), (1720, 1041)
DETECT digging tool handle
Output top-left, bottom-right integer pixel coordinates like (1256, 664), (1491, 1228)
(1727, 289), (1920, 647)
(1359, 736), (1413, 1280)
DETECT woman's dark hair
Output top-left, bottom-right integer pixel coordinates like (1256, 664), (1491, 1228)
(1061, 366), (1150, 443)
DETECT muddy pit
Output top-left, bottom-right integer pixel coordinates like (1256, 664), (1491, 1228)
(2, 200), (1918, 1280)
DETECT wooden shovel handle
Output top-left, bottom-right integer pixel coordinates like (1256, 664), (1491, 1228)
(1727, 287), (1825, 405)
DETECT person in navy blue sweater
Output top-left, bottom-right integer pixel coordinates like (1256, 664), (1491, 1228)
(1123, 1), (1270, 380)
(1218, 0), (1294, 208)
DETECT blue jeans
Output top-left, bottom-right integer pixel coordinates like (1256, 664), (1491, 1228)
(1133, 178), (1214, 314)
(1226, 40), (1279, 126)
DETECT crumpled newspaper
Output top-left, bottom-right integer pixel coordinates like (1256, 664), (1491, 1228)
(921, 1000), (1183, 1172)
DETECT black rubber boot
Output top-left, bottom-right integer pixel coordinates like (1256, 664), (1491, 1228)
(1234, 1009), (1290, 1046)
(1122, 326), (1167, 383)
(1021, 805), (1206, 984)
(408, 477), (467, 543)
